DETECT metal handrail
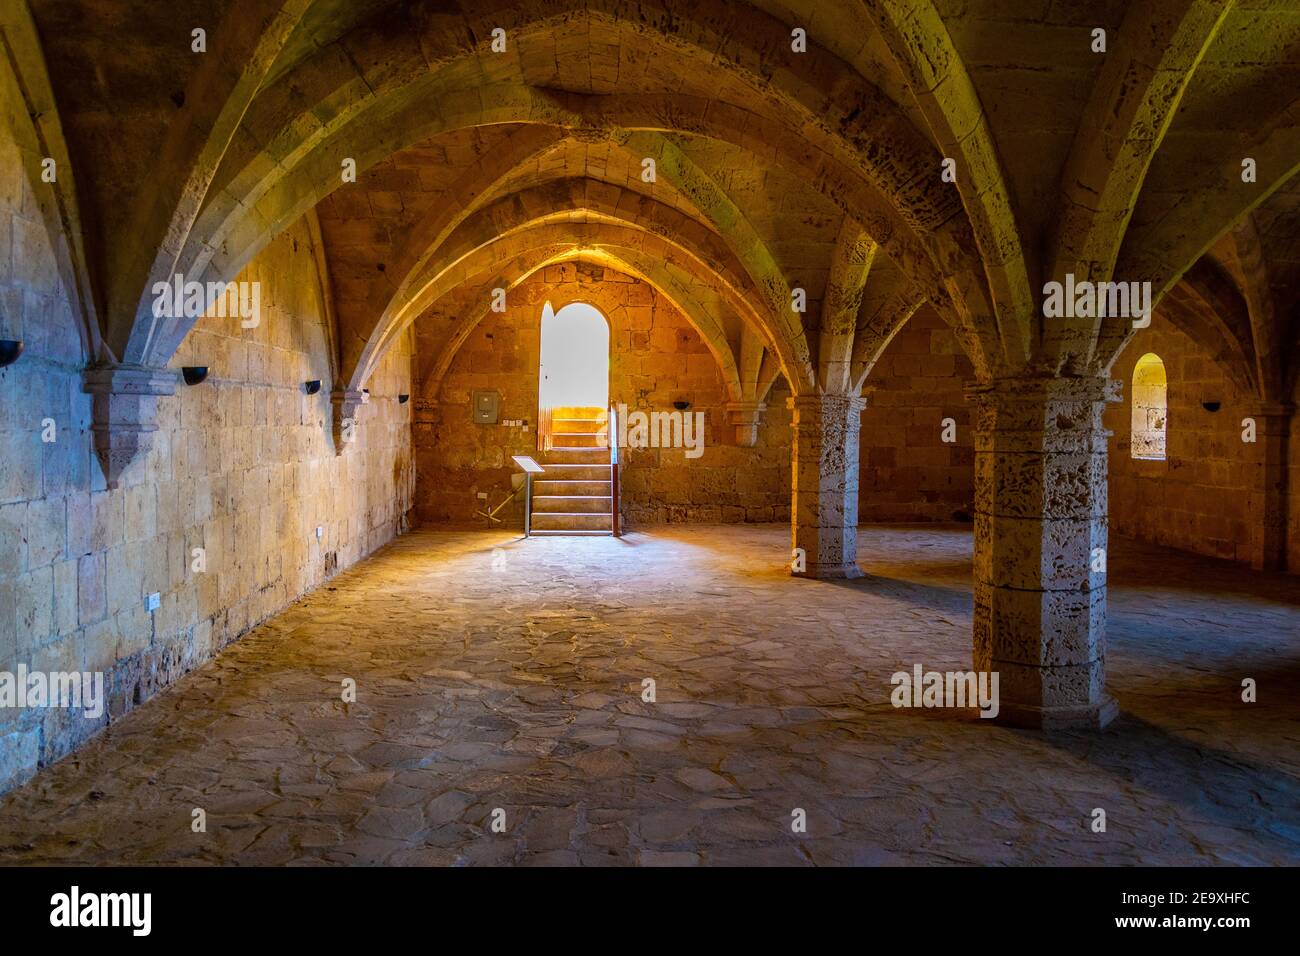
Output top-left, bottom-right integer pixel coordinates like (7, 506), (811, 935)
(609, 403), (621, 537)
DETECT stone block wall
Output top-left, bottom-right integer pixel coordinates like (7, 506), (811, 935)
(1107, 322), (1256, 564)
(0, 116), (413, 794)
(413, 263), (791, 527)
(414, 270), (984, 529)
(858, 309), (976, 522)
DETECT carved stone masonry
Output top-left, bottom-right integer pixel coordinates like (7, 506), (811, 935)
(331, 387), (365, 452)
(788, 393), (866, 579)
(82, 365), (177, 489)
(724, 400), (766, 446)
(967, 375), (1121, 730)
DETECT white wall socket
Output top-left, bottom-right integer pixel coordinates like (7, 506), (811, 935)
(316, 526), (324, 540)
(145, 592), (161, 613)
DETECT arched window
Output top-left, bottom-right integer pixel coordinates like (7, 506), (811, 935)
(1131, 352), (1167, 460)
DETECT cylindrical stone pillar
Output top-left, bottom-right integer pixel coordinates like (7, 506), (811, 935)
(788, 393), (865, 579)
(967, 375), (1120, 730)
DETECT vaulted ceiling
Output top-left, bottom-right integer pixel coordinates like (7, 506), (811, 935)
(4, 0), (1298, 405)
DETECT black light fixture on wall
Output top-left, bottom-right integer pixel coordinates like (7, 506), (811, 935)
(398, 394), (410, 404)
(181, 366), (209, 385)
(304, 380), (322, 395)
(0, 340), (23, 367)
(1202, 401), (1222, 413)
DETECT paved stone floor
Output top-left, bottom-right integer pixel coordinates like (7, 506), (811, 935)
(1, 524), (1298, 866)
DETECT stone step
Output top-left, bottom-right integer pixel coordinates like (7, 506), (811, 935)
(532, 495), (612, 513)
(552, 417), (606, 433)
(550, 432), (607, 448)
(527, 529), (613, 537)
(543, 447), (610, 464)
(530, 512), (613, 532)
(550, 405), (607, 419)
(533, 479), (611, 496)
(537, 463), (611, 482)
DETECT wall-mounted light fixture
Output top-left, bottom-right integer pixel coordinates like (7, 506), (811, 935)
(181, 366), (209, 386)
(673, 400), (691, 411)
(0, 340), (24, 367)
(1202, 401), (1221, 413)
(304, 380), (322, 395)
(398, 394), (410, 404)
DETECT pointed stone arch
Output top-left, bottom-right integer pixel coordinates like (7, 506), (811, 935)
(349, 189), (804, 399)
(854, 0), (1032, 370)
(111, 0), (314, 364)
(0, 0), (102, 363)
(414, 239), (749, 409)
(1047, 0), (1234, 373)
(155, 0), (998, 377)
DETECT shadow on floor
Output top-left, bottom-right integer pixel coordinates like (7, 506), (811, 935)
(1032, 708), (1300, 848)
(822, 572), (973, 619)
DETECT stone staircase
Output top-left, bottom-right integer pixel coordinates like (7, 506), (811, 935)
(531, 406), (613, 535)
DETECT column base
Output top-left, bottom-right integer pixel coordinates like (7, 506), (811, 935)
(994, 694), (1119, 731)
(793, 561), (863, 580)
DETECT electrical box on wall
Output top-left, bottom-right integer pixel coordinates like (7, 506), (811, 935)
(472, 390), (500, 424)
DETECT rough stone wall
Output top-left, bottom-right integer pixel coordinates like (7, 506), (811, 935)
(1107, 323), (1254, 564)
(413, 263), (790, 527)
(858, 311), (976, 522)
(0, 151), (413, 794)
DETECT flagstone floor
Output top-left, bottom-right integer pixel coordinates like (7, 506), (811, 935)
(1, 524), (1297, 866)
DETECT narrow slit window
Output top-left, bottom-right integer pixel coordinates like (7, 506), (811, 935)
(1131, 352), (1167, 460)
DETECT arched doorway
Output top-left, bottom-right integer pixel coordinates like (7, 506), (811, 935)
(537, 301), (610, 451)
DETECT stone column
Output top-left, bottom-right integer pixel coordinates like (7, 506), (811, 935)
(1247, 403), (1293, 571)
(724, 401), (766, 446)
(788, 393), (865, 579)
(82, 364), (177, 489)
(967, 375), (1120, 730)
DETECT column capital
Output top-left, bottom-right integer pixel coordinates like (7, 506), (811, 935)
(81, 364), (177, 489)
(82, 363), (178, 396)
(964, 374), (1120, 407)
(787, 392), (868, 416)
(724, 400), (767, 446)
(967, 375), (1117, 454)
(330, 387), (365, 452)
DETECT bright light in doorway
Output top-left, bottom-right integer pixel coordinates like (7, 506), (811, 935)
(538, 301), (610, 410)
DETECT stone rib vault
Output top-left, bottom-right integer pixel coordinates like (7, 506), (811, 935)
(0, 0), (1297, 867)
